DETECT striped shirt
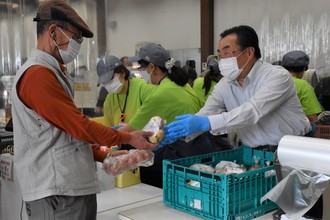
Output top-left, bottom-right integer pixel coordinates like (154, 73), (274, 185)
(198, 60), (311, 147)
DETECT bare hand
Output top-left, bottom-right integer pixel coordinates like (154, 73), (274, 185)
(128, 131), (157, 150)
(95, 107), (103, 114)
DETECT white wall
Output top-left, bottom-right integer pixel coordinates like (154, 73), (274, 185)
(214, 0), (330, 68)
(105, 0), (200, 57)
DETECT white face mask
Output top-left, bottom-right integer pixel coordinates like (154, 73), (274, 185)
(218, 50), (248, 81)
(104, 75), (124, 93)
(145, 66), (156, 84)
(54, 28), (81, 64)
(139, 70), (151, 83)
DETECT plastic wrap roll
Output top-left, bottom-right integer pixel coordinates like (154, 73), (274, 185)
(278, 135), (330, 175)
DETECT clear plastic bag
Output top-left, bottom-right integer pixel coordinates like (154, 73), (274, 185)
(316, 111), (330, 125)
(103, 149), (154, 176)
(143, 116), (165, 144)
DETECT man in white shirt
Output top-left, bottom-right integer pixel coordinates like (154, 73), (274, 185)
(166, 25), (311, 148)
(165, 25), (321, 219)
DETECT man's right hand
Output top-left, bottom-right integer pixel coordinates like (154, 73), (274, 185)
(167, 114), (210, 139)
(128, 131), (157, 150)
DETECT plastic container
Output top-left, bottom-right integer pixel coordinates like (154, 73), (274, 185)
(315, 125), (330, 139)
(115, 168), (141, 188)
(162, 146), (278, 220)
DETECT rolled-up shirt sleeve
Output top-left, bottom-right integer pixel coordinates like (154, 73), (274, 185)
(198, 66), (295, 134)
(17, 65), (131, 147)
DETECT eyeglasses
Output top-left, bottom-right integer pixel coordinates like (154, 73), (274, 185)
(218, 47), (248, 60)
(218, 48), (243, 60)
(57, 25), (83, 44)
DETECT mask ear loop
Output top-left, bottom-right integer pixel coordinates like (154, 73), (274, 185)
(53, 28), (70, 47)
(51, 31), (56, 40)
(58, 27), (71, 41)
(236, 48), (248, 58)
(238, 48), (250, 70)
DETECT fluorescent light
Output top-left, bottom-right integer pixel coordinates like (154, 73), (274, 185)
(0, 2), (19, 9)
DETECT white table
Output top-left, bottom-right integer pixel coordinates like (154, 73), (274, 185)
(118, 201), (202, 220)
(97, 183), (163, 220)
(119, 200), (330, 220)
(118, 201), (275, 220)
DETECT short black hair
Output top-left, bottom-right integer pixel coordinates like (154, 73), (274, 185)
(183, 65), (197, 81)
(120, 56), (128, 63)
(272, 60), (282, 66)
(283, 66), (307, 73)
(220, 25), (261, 59)
(138, 60), (149, 69)
(114, 65), (130, 80)
(139, 59), (188, 86)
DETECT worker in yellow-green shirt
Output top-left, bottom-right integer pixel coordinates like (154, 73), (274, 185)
(193, 57), (223, 107)
(95, 54), (155, 127)
(118, 43), (202, 188)
(282, 50), (322, 125)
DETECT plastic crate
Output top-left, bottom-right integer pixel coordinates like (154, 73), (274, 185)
(316, 125), (330, 139)
(163, 147), (278, 220)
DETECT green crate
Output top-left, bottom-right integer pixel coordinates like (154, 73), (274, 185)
(163, 146), (278, 220)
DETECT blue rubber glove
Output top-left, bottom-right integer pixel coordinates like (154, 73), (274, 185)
(167, 114), (210, 139)
(310, 123), (317, 136)
(153, 125), (178, 152)
(112, 124), (123, 129)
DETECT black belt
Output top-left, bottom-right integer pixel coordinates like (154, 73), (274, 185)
(254, 133), (313, 152)
(254, 145), (278, 152)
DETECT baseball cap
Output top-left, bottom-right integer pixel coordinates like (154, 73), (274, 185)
(96, 55), (122, 86)
(33, 0), (93, 38)
(138, 43), (171, 67)
(282, 50), (309, 67)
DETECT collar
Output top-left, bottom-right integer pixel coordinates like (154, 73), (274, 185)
(31, 49), (63, 73)
(158, 74), (168, 85)
(246, 59), (262, 82)
(230, 60), (262, 86)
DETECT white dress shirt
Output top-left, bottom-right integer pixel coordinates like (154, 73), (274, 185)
(198, 60), (311, 147)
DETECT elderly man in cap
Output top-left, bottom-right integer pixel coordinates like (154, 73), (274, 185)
(282, 50), (322, 124)
(11, 1), (155, 219)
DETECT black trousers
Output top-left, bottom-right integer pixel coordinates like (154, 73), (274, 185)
(139, 132), (233, 188)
